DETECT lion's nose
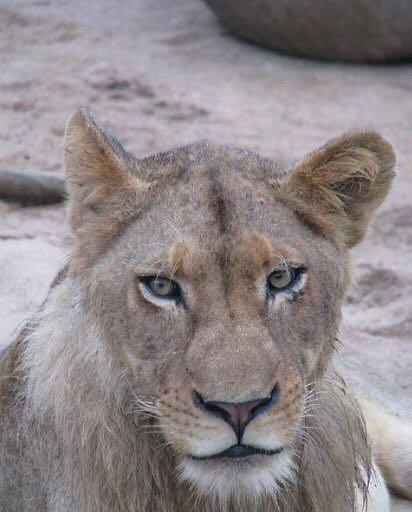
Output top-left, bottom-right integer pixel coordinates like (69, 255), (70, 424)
(192, 384), (280, 441)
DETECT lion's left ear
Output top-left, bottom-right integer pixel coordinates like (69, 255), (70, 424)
(277, 132), (396, 247)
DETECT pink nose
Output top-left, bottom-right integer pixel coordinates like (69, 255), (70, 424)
(193, 384), (280, 440)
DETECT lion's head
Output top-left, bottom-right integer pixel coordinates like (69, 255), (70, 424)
(60, 109), (395, 508)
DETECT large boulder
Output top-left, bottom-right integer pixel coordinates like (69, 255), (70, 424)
(204, 0), (412, 63)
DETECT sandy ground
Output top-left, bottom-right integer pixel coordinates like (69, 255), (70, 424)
(0, 0), (411, 509)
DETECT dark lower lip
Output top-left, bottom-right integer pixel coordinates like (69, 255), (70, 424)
(190, 444), (283, 461)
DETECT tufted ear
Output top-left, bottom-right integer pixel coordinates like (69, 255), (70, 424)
(278, 132), (396, 247)
(64, 109), (149, 267)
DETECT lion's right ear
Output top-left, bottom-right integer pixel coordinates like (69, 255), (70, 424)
(64, 109), (148, 263)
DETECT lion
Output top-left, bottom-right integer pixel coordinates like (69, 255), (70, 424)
(0, 109), (411, 512)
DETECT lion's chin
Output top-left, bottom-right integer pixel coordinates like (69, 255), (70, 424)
(178, 449), (295, 505)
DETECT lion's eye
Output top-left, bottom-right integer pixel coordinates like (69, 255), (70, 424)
(267, 268), (301, 292)
(141, 276), (181, 300)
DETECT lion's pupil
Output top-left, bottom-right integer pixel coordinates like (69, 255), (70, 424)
(152, 278), (171, 295)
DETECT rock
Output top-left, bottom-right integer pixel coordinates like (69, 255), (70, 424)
(204, 0), (412, 62)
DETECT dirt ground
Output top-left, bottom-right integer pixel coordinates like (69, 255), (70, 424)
(0, 0), (411, 509)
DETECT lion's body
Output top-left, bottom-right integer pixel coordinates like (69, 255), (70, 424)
(0, 111), (411, 511)
(339, 358), (412, 502)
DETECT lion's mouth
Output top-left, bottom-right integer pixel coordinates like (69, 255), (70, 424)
(190, 444), (283, 461)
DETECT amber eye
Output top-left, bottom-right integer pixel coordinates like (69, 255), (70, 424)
(267, 268), (301, 292)
(141, 276), (181, 301)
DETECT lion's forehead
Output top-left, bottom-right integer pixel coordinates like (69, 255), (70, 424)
(123, 166), (338, 271)
(141, 147), (286, 232)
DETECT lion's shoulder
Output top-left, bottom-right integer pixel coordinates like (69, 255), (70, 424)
(0, 334), (27, 413)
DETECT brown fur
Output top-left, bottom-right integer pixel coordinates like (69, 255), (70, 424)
(0, 109), (401, 511)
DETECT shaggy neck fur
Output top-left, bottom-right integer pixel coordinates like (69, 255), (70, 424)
(21, 277), (370, 512)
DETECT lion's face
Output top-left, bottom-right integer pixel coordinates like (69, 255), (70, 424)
(64, 111), (395, 504)
(83, 149), (346, 502)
